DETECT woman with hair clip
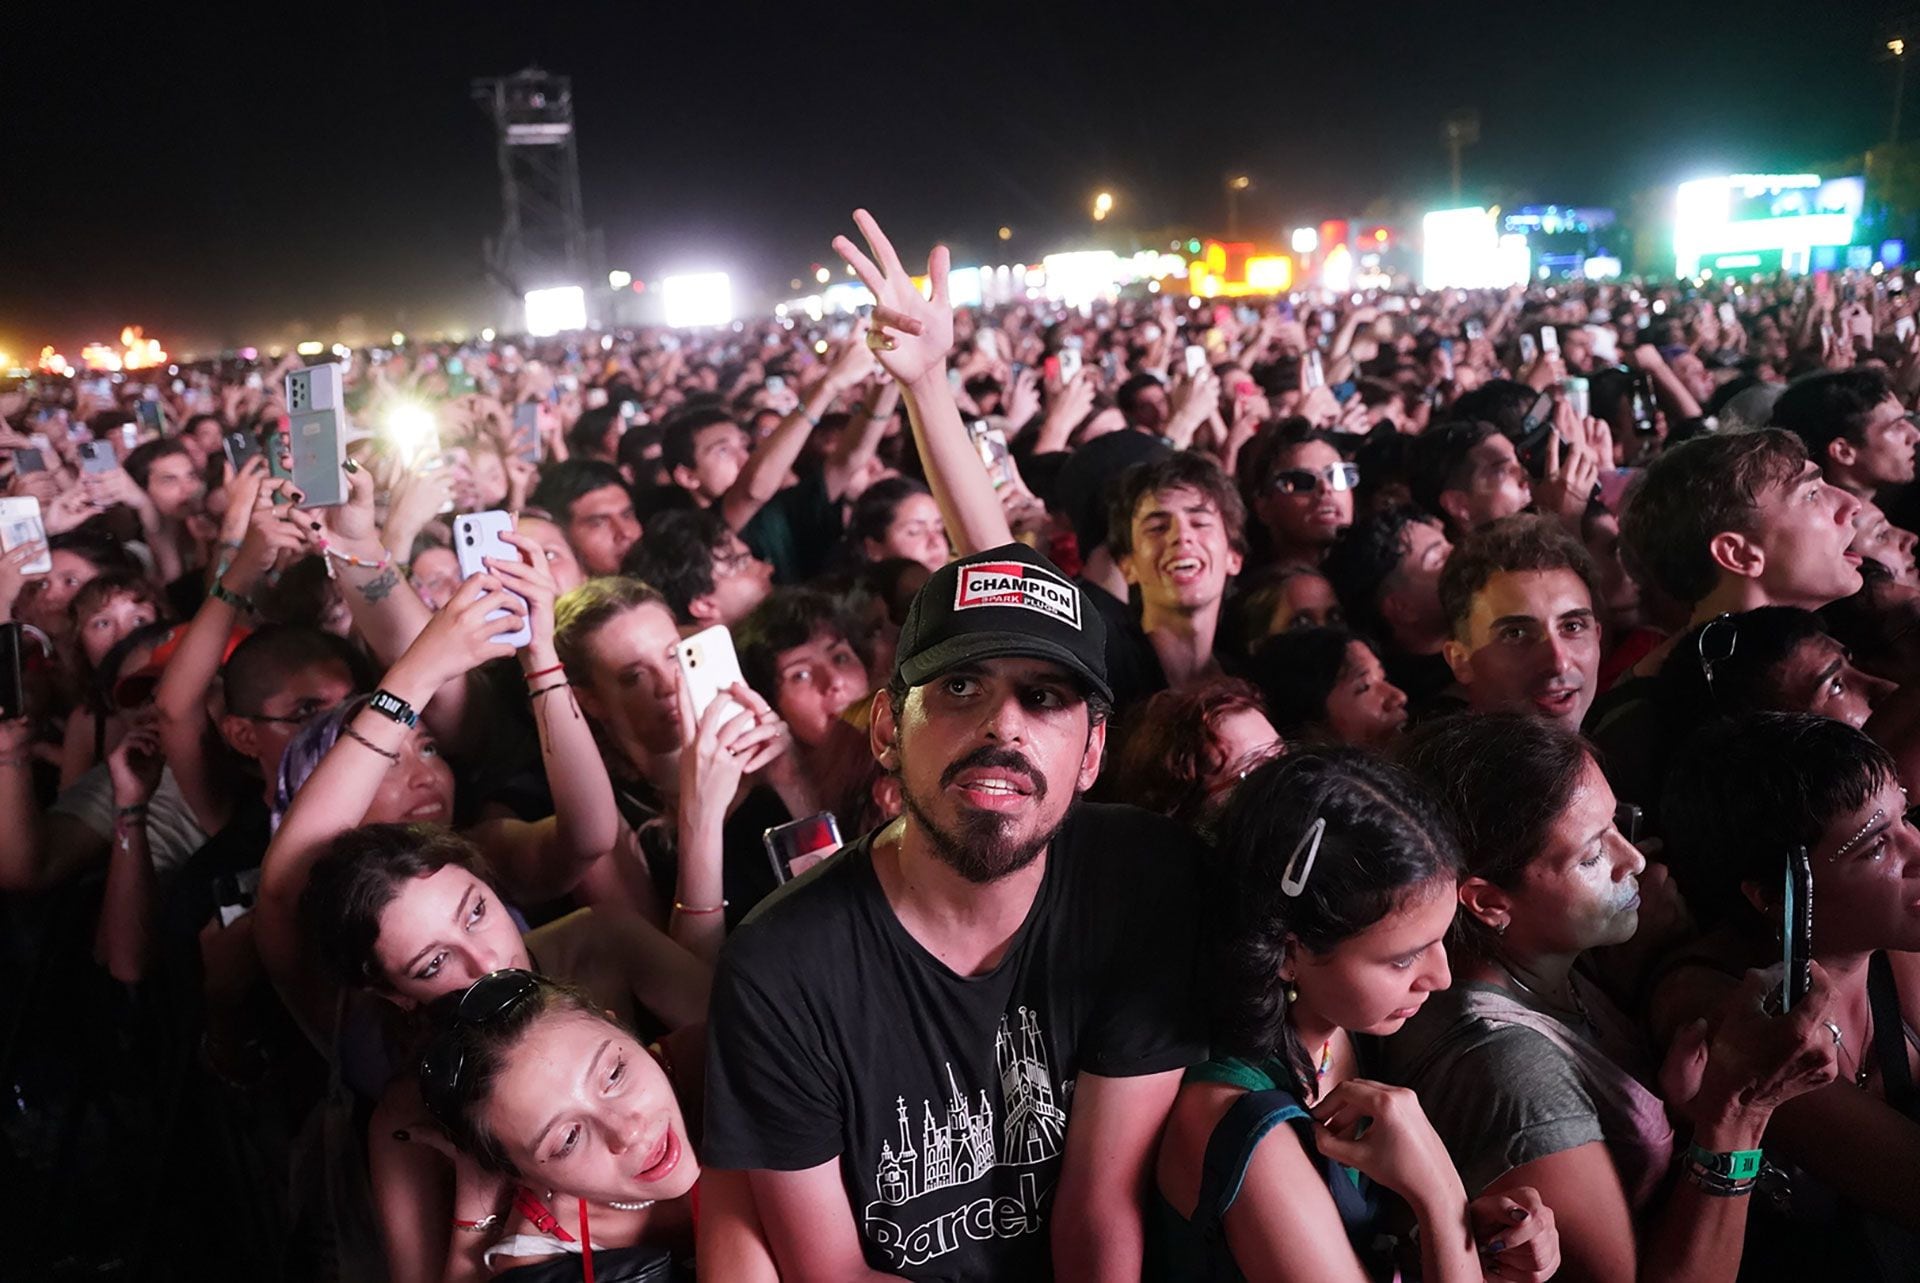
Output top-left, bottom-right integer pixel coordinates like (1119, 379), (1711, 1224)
(1392, 711), (1842, 1283)
(1151, 748), (1560, 1283)
(415, 969), (775, 1282)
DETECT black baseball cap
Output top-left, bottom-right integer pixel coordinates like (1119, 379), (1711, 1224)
(894, 542), (1111, 703)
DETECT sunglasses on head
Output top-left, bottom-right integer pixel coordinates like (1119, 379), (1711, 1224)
(1697, 613), (1739, 699)
(1270, 462), (1360, 495)
(417, 969), (543, 1102)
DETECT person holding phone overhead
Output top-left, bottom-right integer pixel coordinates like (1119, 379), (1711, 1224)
(1391, 712), (1842, 1283)
(1660, 713), (1920, 1281)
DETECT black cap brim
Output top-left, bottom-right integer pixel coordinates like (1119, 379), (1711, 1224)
(897, 631), (1113, 705)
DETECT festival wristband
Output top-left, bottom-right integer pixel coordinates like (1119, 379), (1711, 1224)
(1685, 1145), (1764, 1182)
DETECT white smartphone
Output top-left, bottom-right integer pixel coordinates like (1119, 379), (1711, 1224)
(1898, 315), (1917, 344)
(1184, 345), (1208, 378)
(1057, 346), (1082, 384)
(1539, 325), (1560, 356)
(1301, 350), (1325, 391)
(1518, 333), (1539, 365)
(0, 497), (53, 575)
(675, 624), (746, 728)
(452, 510), (533, 649)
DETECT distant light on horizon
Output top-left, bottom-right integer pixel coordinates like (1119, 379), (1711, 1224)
(524, 285), (588, 337)
(661, 272), (733, 328)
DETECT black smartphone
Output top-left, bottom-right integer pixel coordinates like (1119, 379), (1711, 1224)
(764, 812), (844, 885)
(136, 400), (164, 434)
(223, 430), (261, 474)
(1783, 846), (1813, 1010)
(0, 622), (23, 720)
(11, 447), (46, 474)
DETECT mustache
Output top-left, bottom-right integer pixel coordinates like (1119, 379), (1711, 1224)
(940, 746), (1048, 800)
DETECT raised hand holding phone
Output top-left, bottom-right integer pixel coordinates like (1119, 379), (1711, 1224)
(453, 511), (533, 649)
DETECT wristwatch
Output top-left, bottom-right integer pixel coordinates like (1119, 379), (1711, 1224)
(367, 688), (419, 728)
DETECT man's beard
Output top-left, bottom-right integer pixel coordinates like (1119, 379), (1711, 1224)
(898, 745), (1066, 884)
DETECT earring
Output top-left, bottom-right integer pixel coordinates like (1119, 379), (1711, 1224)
(1284, 982), (1298, 1004)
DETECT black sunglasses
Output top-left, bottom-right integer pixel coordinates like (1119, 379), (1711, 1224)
(1697, 613), (1739, 698)
(417, 969), (543, 1101)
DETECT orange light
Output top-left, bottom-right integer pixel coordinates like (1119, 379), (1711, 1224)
(119, 326), (168, 370)
(38, 345), (75, 377)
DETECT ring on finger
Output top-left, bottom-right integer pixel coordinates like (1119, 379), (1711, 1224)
(1825, 1018), (1844, 1047)
(868, 331), (898, 353)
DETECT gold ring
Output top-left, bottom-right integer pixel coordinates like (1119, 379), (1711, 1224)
(868, 331), (898, 353)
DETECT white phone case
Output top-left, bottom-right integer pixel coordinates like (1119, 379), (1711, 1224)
(0, 497), (52, 574)
(676, 624), (746, 729)
(453, 510), (533, 649)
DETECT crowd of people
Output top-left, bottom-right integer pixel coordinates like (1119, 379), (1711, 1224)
(7, 204), (1920, 1282)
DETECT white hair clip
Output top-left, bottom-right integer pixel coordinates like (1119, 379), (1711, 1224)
(1281, 816), (1326, 897)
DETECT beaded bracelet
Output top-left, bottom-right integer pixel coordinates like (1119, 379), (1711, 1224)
(341, 723), (400, 763)
(529, 680), (571, 699)
(311, 534), (394, 581)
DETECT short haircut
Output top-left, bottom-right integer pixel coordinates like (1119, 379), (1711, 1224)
(1107, 675), (1270, 825)
(1449, 380), (1538, 441)
(660, 407), (738, 474)
(1656, 606), (1832, 742)
(1397, 711), (1593, 958)
(1769, 367), (1896, 459)
(621, 508), (728, 623)
(530, 459), (629, 526)
(124, 438), (192, 491)
(1618, 428), (1807, 606)
(736, 587), (858, 702)
(298, 823), (489, 988)
(71, 569), (166, 633)
(1321, 505), (1439, 645)
(565, 404), (620, 459)
(48, 528), (140, 576)
(1405, 420), (1498, 518)
(1438, 514), (1599, 639)
(220, 624), (369, 715)
(552, 576), (670, 685)
(1662, 712), (1897, 933)
(1248, 627), (1372, 738)
(1235, 417), (1339, 502)
(1106, 451), (1248, 559)
(1114, 373), (1166, 417)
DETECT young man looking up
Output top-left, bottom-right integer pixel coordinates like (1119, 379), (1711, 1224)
(1407, 419), (1533, 538)
(622, 507), (775, 628)
(1770, 367), (1918, 501)
(1321, 505), (1456, 708)
(1439, 514), (1603, 729)
(530, 459), (641, 577)
(701, 210), (1205, 1282)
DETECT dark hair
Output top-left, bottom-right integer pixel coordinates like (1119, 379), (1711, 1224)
(615, 420), (665, 479)
(47, 528), (141, 577)
(254, 554), (341, 631)
(1210, 749), (1460, 1090)
(297, 824), (490, 988)
(1107, 676), (1271, 825)
(221, 624), (369, 715)
(736, 587), (858, 701)
(417, 974), (613, 1174)
(123, 438), (192, 491)
(1662, 713), (1897, 933)
(530, 460), (630, 526)
(1321, 505), (1440, 645)
(552, 576), (671, 685)
(1619, 428), (1807, 605)
(1821, 562), (1920, 673)
(1397, 712), (1591, 956)
(1247, 627), (1371, 740)
(1769, 367), (1896, 459)
(660, 407), (738, 474)
(622, 508), (730, 623)
(1235, 417), (1340, 502)
(1115, 373), (1166, 417)
(1406, 420), (1498, 519)
(1228, 567), (1340, 658)
(1106, 451), (1248, 559)
(1657, 607), (1833, 739)
(564, 404), (620, 460)
(1450, 380), (1538, 441)
(70, 571), (169, 672)
(1438, 513), (1599, 640)
(850, 476), (935, 549)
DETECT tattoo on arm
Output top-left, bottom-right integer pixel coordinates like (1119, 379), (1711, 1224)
(359, 567), (400, 603)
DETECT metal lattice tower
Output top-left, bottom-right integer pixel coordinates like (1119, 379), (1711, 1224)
(472, 68), (591, 298)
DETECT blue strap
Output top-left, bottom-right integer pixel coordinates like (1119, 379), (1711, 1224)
(1193, 1088), (1313, 1244)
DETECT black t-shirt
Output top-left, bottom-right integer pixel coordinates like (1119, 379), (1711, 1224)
(1079, 578), (1166, 713)
(703, 802), (1208, 1281)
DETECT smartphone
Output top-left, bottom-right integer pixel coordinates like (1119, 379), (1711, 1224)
(1300, 350), (1325, 392)
(285, 365), (350, 507)
(1184, 345), (1208, 379)
(1464, 318), (1486, 342)
(1057, 346), (1082, 385)
(213, 869), (260, 929)
(136, 400), (164, 434)
(1718, 302), (1738, 329)
(968, 420), (1015, 489)
(1564, 376), (1591, 420)
(11, 448), (46, 474)
(1539, 326), (1560, 356)
(1589, 325), (1620, 364)
(511, 403), (541, 467)
(1317, 309), (1337, 334)
(223, 430), (262, 474)
(0, 497), (53, 575)
(1517, 333), (1539, 365)
(764, 811), (844, 885)
(0, 622), (22, 720)
(452, 511), (534, 649)
(120, 423), (139, 451)
(675, 624), (746, 728)
(1783, 846), (1813, 1010)
(1898, 315), (1917, 344)
(80, 440), (118, 473)
(765, 374), (786, 396)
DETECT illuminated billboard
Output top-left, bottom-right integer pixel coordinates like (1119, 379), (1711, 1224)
(1673, 174), (1863, 276)
(523, 285), (587, 337)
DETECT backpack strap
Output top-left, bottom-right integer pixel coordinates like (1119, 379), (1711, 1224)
(1868, 951), (1917, 1114)
(1192, 1088), (1313, 1246)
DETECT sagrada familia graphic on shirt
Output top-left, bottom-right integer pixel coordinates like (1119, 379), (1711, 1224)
(863, 1006), (1069, 1269)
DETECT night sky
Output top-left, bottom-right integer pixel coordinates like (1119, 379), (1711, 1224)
(0, 0), (1897, 357)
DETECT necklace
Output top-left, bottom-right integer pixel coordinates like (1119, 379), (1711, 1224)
(1498, 960), (1592, 1027)
(1838, 1012), (1875, 1090)
(1316, 1038), (1333, 1081)
(607, 1198), (655, 1212)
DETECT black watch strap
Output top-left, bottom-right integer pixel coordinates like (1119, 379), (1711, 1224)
(367, 689), (419, 728)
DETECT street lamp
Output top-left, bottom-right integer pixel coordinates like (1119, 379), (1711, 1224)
(1892, 37), (1910, 143)
(1226, 174), (1252, 238)
(1093, 191), (1114, 222)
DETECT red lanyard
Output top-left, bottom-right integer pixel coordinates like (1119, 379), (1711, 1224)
(510, 1189), (595, 1282)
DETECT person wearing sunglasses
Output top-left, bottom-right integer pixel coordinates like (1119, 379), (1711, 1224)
(416, 969), (776, 1282)
(1392, 712), (1841, 1283)
(1659, 713), (1920, 1282)
(1241, 420), (1357, 574)
(1153, 749), (1561, 1283)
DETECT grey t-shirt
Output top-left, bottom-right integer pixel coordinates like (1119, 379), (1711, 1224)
(49, 763), (210, 878)
(1383, 979), (1674, 1207)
